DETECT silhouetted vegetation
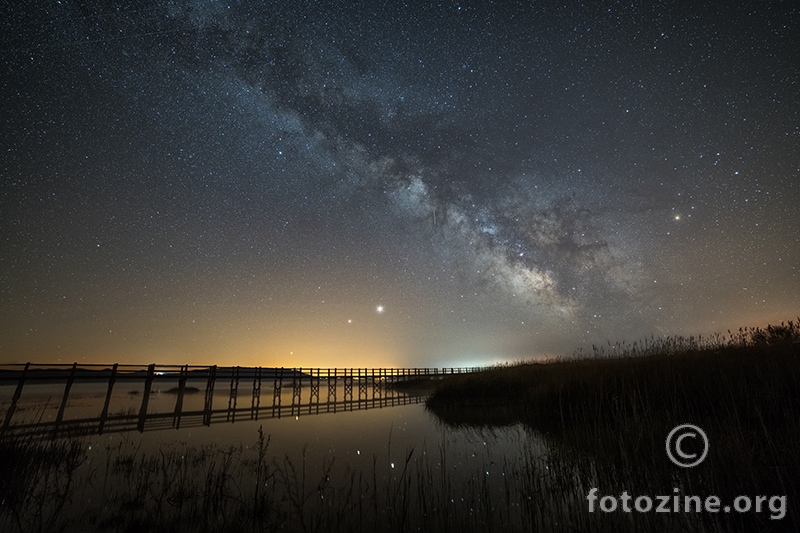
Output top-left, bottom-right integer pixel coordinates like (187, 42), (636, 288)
(429, 319), (800, 429)
(427, 319), (800, 531)
(0, 433), (86, 533)
(0, 425), (590, 532)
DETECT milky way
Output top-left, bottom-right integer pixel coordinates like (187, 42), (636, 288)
(2, 1), (798, 366)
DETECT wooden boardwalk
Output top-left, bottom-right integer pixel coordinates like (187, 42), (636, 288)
(0, 363), (485, 439)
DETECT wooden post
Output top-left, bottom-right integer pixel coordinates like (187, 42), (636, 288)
(251, 366), (262, 420)
(291, 368), (302, 417)
(328, 368), (337, 413)
(203, 365), (217, 426)
(310, 368), (320, 415)
(227, 366), (240, 422)
(344, 368), (353, 402)
(373, 367), (381, 398)
(99, 363), (119, 434)
(2, 362), (30, 434)
(273, 367), (283, 418)
(383, 368), (387, 395)
(137, 364), (156, 432)
(173, 365), (188, 429)
(55, 362), (78, 427)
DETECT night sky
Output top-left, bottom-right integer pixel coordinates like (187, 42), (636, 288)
(2, 1), (798, 368)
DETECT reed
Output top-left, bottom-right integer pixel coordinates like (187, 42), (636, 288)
(427, 319), (800, 531)
(0, 426), (551, 532)
(2, 419), (794, 531)
(0, 433), (86, 533)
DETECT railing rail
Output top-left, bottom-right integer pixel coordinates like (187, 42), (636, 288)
(0, 363), (488, 379)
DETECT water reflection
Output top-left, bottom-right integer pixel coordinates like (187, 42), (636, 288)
(2, 364), (611, 532)
(3, 390), (426, 440)
(425, 401), (524, 429)
(1, 364), (435, 440)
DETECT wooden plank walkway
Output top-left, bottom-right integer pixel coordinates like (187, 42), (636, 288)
(0, 363), (486, 439)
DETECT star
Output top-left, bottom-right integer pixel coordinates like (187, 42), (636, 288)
(0, 0), (795, 367)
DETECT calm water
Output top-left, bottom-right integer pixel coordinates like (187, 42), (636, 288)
(1, 379), (554, 531)
(0, 380), (568, 531)
(5, 379), (776, 532)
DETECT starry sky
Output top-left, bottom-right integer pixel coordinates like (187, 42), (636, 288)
(1, 0), (798, 368)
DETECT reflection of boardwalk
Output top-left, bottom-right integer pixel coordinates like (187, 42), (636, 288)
(1, 363), (484, 440)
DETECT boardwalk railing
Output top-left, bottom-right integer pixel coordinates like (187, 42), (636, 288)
(0, 363), (487, 439)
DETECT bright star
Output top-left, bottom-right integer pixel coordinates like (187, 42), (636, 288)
(376, 305), (384, 313)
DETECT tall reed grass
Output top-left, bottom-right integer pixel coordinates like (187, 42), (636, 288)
(428, 319), (800, 531)
(0, 424), (601, 532)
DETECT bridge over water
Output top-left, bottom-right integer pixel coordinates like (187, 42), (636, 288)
(0, 363), (486, 439)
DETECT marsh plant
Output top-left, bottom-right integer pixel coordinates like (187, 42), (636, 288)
(5, 424), (781, 532)
(1, 425), (590, 532)
(428, 319), (800, 531)
(0, 433), (86, 533)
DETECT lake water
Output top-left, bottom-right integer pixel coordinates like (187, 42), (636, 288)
(3, 374), (789, 532)
(0, 378), (546, 473)
(1, 378), (574, 532)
